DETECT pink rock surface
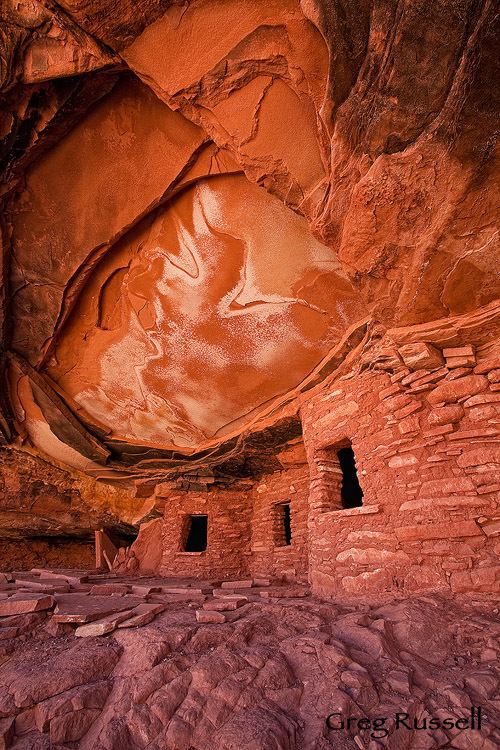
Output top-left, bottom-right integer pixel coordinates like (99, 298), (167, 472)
(202, 598), (246, 611)
(0, 595), (54, 616)
(53, 594), (143, 623)
(195, 610), (226, 623)
(0, 12), (499, 750)
(0, 587), (497, 748)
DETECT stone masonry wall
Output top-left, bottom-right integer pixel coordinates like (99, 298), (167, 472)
(301, 339), (500, 597)
(249, 459), (309, 581)
(159, 487), (252, 579)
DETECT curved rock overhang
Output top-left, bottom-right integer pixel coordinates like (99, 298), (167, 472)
(0, 0), (499, 492)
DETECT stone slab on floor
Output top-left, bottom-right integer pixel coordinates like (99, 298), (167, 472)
(53, 594), (144, 623)
(202, 598), (247, 611)
(221, 580), (254, 589)
(0, 595), (55, 616)
(149, 593), (206, 604)
(131, 585), (162, 595)
(117, 603), (165, 629)
(89, 584), (130, 596)
(75, 610), (135, 637)
(259, 588), (310, 599)
(31, 569), (90, 585)
(212, 588), (259, 598)
(16, 585), (69, 596)
(196, 610), (226, 623)
(14, 578), (71, 593)
(161, 587), (211, 595)
(75, 603), (166, 636)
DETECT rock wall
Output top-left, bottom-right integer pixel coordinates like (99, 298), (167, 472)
(0, 539), (95, 571)
(250, 454), (309, 581)
(130, 306), (500, 596)
(159, 487), (252, 579)
(302, 317), (500, 597)
(0, 448), (139, 539)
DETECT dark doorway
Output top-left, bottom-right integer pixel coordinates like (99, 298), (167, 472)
(337, 446), (364, 509)
(184, 515), (208, 552)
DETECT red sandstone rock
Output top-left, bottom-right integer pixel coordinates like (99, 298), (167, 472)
(0, 595), (54, 616)
(75, 610), (135, 636)
(202, 598), (246, 612)
(446, 355), (477, 368)
(34, 570), (89, 584)
(395, 520), (481, 542)
(443, 346), (475, 358)
(130, 585), (161, 595)
(35, 680), (111, 732)
(0, 717), (14, 750)
(195, 610), (226, 623)
(221, 580), (253, 589)
(13, 580), (70, 596)
(427, 374), (489, 404)
(50, 708), (101, 743)
(89, 584), (130, 596)
(116, 603), (165, 628)
(398, 343), (444, 371)
(0, 0), (498, 637)
(53, 594), (143, 623)
(428, 404), (464, 426)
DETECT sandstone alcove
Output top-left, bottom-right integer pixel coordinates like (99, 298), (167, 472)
(0, 0), (498, 747)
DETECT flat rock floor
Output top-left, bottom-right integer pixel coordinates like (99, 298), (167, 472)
(0, 571), (498, 749)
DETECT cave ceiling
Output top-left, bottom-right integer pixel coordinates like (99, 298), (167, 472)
(0, 0), (499, 484)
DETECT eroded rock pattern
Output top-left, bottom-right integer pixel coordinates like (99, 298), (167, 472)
(0, 582), (498, 749)
(0, 2), (499, 747)
(1, 0), (498, 477)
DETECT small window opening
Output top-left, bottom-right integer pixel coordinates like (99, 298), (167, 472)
(184, 515), (208, 552)
(337, 446), (363, 509)
(274, 502), (292, 546)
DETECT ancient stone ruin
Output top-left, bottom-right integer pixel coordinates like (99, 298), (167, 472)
(0, 0), (499, 748)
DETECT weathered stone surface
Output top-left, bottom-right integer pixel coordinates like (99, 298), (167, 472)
(89, 584), (129, 596)
(0, 0), (499, 625)
(116, 602), (165, 628)
(195, 610), (226, 623)
(0, 582), (498, 747)
(0, 595), (54, 616)
(35, 681), (111, 732)
(53, 594), (143, 623)
(202, 598), (246, 612)
(395, 521), (481, 542)
(75, 610), (135, 637)
(221, 580), (253, 590)
(50, 708), (101, 743)
(427, 375), (489, 405)
(0, 0), (497, 486)
(427, 404), (464, 426)
(398, 343), (444, 371)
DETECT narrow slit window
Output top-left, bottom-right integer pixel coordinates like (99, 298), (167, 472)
(337, 445), (363, 509)
(274, 502), (292, 546)
(184, 515), (208, 552)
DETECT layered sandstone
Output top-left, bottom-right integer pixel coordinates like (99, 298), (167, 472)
(0, 2), (499, 747)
